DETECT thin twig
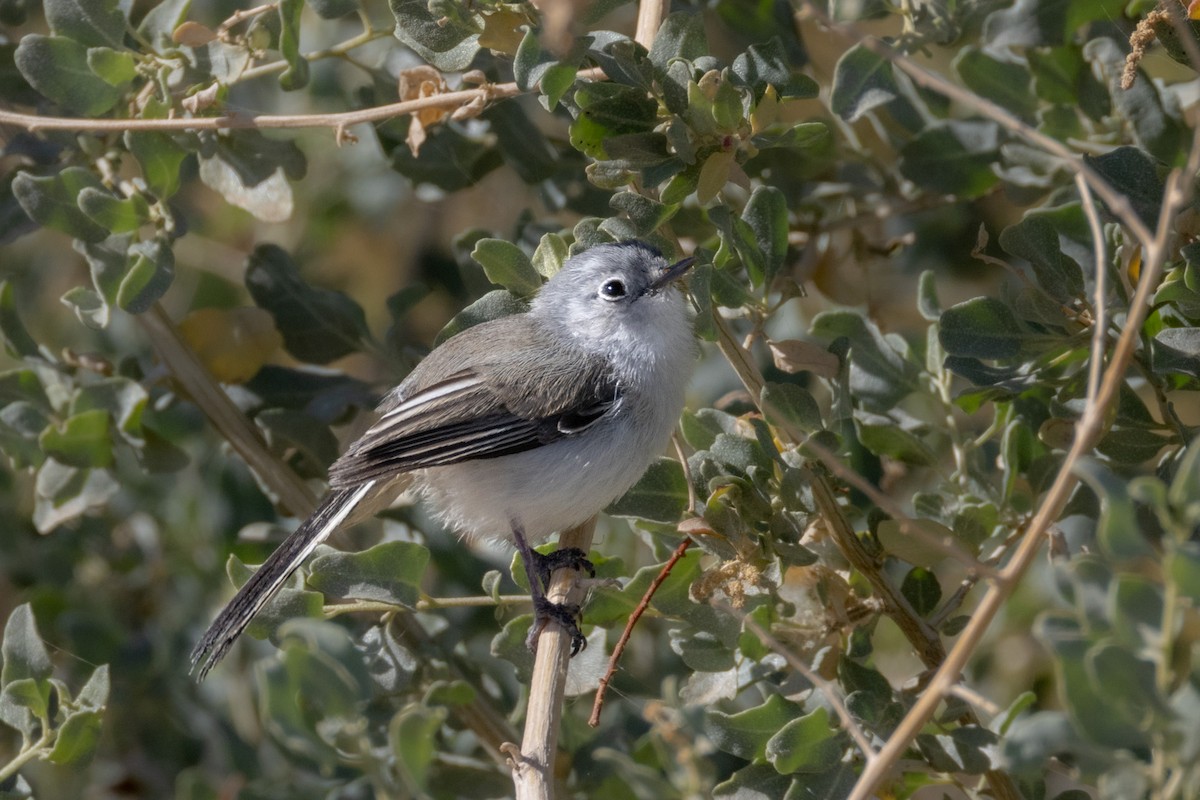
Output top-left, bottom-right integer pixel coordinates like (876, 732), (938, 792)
(217, 2), (278, 35)
(0, 67), (605, 134)
(323, 594), (534, 618)
(1076, 173), (1109, 403)
(589, 537), (692, 727)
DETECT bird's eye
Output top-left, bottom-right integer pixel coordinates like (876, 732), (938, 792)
(599, 279), (627, 300)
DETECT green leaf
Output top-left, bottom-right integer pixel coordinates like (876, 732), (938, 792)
(830, 43), (898, 122)
(899, 120), (1000, 198)
(939, 297), (1029, 360)
(531, 232), (569, 279)
(900, 566), (942, 616)
(0, 281), (38, 358)
(732, 37), (815, 99)
(306, 0), (357, 19)
(75, 664), (109, 710)
(1168, 542), (1200, 604)
(1168, 436), (1200, 521)
(1084, 36), (1183, 166)
(0, 368), (50, 411)
(276, 0), (309, 90)
(136, 0), (189, 47)
(390, 0), (480, 71)
(390, 705), (447, 791)
(32, 460), (119, 533)
(245, 244), (369, 364)
(876, 518), (959, 568)
(610, 191), (675, 236)
(1, 604), (52, 686)
(570, 83), (658, 159)
(607, 458), (688, 523)
(45, 0), (125, 48)
(707, 694), (804, 762)
(513, 27), (556, 91)
(982, 0), (1123, 48)
(14, 35), (123, 116)
(12, 168), (110, 242)
(999, 204), (1090, 302)
(387, 122), (502, 191)
(307, 541), (430, 607)
(61, 286), (108, 329)
(117, 240), (174, 312)
(1086, 642), (1169, 727)
(1, 171), (38, 244)
(857, 421), (936, 466)
(39, 409), (112, 468)
(47, 709), (103, 765)
(810, 310), (917, 409)
(648, 12), (706, 71)
(712, 765), (793, 800)
(1151, 328), (1200, 380)
(1096, 427), (1171, 465)
(77, 187), (150, 233)
(1, 678), (51, 720)
(671, 625), (737, 672)
(1073, 458), (1154, 559)
(760, 382), (822, 434)
(540, 63), (577, 110)
(274, 618), (372, 714)
(471, 238), (541, 296)
(953, 47), (1036, 119)
(765, 706), (845, 774)
(742, 186), (788, 285)
(85, 46), (135, 86)
(71, 377), (147, 445)
(0, 402), (48, 469)
(436, 289), (527, 343)
(255, 408), (337, 478)
(750, 121), (829, 151)
(126, 129), (189, 199)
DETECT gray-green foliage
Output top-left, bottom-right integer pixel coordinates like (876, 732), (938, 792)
(1, 0), (1200, 797)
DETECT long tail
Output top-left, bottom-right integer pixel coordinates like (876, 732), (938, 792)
(190, 481), (376, 680)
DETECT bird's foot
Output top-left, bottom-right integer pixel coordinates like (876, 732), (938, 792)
(526, 596), (587, 656)
(530, 546), (595, 590)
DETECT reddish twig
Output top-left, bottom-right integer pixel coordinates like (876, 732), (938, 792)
(588, 537), (693, 727)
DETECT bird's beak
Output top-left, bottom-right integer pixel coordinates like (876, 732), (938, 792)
(646, 255), (696, 294)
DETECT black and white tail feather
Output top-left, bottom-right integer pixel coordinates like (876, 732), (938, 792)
(190, 483), (376, 680)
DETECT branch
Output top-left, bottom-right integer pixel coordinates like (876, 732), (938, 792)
(0, 67), (605, 135)
(507, 518), (597, 800)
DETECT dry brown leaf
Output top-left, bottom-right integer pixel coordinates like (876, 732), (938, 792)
(173, 21), (218, 47)
(767, 338), (840, 378)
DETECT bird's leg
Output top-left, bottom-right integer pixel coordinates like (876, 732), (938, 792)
(510, 521), (592, 656)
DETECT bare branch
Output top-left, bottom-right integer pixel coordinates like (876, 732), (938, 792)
(509, 518), (597, 800)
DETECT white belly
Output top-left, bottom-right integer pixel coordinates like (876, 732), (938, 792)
(416, 394), (672, 543)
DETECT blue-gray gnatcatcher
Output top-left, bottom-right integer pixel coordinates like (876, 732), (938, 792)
(191, 241), (696, 678)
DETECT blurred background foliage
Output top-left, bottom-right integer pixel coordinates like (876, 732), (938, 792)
(2, 0), (1200, 797)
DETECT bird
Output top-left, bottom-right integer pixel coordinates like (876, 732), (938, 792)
(191, 240), (696, 679)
